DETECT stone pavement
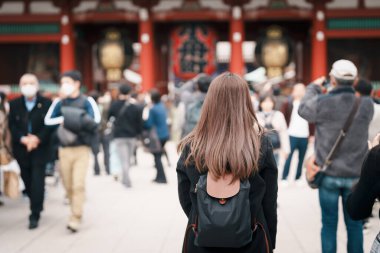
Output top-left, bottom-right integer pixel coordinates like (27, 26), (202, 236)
(0, 142), (378, 253)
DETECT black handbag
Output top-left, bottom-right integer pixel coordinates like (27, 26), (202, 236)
(141, 128), (162, 154)
(264, 113), (281, 150)
(306, 97), (361, 189)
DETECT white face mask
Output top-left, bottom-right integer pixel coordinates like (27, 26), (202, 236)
(21, 84), (38, 98)
(61, 82), (76, 97)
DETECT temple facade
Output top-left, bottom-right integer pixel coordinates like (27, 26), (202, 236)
(0, 0), (379, 94)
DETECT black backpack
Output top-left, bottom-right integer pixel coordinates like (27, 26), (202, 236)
(264, 113), (281, 150)
(194, 173), (253, 248)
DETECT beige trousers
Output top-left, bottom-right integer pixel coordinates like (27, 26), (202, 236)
(59, 146), (90, 221)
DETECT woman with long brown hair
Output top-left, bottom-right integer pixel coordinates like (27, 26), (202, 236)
(177, 72), (278, 253)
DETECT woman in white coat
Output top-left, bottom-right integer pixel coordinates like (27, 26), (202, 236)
(257, 94), (290, 166)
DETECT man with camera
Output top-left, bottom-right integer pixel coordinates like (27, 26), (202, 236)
(298, 60), (374, 253)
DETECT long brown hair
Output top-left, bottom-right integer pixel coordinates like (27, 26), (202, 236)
(178, 72), (263, 180)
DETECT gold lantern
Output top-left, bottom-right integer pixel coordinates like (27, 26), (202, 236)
(99, 30), (125, 81)
(255, 26), (291, 79)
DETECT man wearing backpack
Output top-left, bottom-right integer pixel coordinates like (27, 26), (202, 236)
(45, 70), (100, 232)
(181, 75), (212, 137)
(298, 60), (374, 253)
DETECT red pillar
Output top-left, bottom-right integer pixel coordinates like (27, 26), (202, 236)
(229, 6), (245, 76)
(139, 8), (155, 92)
(311, 2), (327, 80)
(60, 5), (75, 73)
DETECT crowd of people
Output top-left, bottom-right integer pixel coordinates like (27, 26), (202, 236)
(0, 59), (379, 253)
(0, 70), (171, 232)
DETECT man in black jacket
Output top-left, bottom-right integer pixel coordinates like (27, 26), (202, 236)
(9, 73), (53, 229)
(108, 84), (143, 187)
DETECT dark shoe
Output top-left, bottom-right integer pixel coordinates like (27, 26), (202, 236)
(67, 224), (78, 233)
(153, 178), (167, 184)
(29, 219), (39, 229)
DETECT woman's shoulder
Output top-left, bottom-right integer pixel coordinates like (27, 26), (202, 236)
(260, 134), (270, 149)
(258, 134), (273, 166)
(369, 144), (380, 161)
(176, 143), (196, 172)
(273, 110), (286, 119)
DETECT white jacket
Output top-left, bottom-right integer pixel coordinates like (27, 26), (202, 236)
(257, 110), (290, 155)
(369, 103), (380, 141)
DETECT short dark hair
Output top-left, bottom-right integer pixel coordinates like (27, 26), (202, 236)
(355, 79), (373, 96)
(150, 90), (161, 104)
(259, 94), (276, 111)
(88, 90), (100, 101)
(197, 75), (212, 93)
(335, 78), (354, 86)
(61, 70), (82, 83)
(119, 84), (132, 95)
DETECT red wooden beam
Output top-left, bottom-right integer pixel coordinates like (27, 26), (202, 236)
(73, 11), (139, 23)
(139, 12), (155, 92)
(0, 34), (60, 43)
(326, 8), (380, 18)
(326, 29), (380, 39)
(244, 9), (313, 21)
(0, 14), (60, 23)
(153, 10), (230, 22)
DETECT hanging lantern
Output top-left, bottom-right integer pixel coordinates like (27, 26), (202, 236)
(255, 26), (293, 79)
(99, 29), (134, 82)
(171, 24), (217, 80)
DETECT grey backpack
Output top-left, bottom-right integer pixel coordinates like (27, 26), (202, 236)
(194, 173), (253, 248)
(182, 100), (203, 137)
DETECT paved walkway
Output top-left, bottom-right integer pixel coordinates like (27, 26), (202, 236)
(0, 142), (378, 253)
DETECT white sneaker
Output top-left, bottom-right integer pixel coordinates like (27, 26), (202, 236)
(295, 180), (306, 187)
(280, 180), (289, 187)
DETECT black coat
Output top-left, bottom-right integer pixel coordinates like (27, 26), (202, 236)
(177, 135), (278, 253)
(108, 100), (144, 138)
(9, 94), (53, 167)
(347, 144), (380, 220)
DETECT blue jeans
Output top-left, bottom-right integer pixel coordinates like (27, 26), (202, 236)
(282, 136), (308, 180)
(319, 176), (363, 253)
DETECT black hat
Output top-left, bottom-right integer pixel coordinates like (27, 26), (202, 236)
(61, 70), (82, 83)
(197, 75), (212, 93)
(355, 79), (373, 96)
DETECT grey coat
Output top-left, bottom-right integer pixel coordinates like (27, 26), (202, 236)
(298, 84), (374, 178)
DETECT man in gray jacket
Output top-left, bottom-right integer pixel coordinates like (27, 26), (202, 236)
(299, 59), (373, 253)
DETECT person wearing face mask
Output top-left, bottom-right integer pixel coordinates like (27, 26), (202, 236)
(44, 70), (100, 233)
(8, 73), (53, 229)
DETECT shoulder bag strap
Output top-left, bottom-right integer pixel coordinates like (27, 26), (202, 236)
(116, 101), (131, 119)
(322, 97), (361, 170)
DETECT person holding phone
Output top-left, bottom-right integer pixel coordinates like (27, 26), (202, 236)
(298, 60), (374, 253)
